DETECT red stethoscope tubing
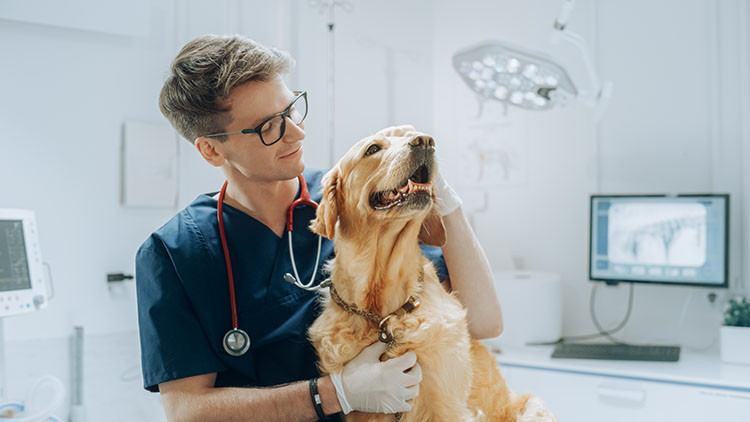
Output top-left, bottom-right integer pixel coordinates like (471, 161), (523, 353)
(286, 174), (318, 231)
(217, 174), (315, 330)
(217, 179), (239, 329)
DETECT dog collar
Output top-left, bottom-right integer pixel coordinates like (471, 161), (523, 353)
(328, 269), (424, 344)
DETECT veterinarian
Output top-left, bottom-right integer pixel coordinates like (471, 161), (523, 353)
(135, 34), (503, 422)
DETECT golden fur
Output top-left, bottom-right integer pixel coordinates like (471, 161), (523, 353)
(308, 126), (554, 421)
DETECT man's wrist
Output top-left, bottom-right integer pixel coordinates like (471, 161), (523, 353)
(318, 375), (343, 415)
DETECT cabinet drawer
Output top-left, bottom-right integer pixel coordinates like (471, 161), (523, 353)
(500, 364), (750, 421)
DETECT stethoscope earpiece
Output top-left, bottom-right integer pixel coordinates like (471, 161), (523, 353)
(284, 272), (329, 292)
(283, 273), (297, 284)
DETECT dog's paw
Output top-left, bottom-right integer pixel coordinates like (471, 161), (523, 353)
(517, 396), (557, 422)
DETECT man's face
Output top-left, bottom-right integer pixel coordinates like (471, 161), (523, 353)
(209, 76), (306, 182)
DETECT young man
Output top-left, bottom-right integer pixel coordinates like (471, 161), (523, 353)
(136, 34), (503, 421)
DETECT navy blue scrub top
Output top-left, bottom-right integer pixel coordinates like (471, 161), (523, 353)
(135, 168), (449, 396)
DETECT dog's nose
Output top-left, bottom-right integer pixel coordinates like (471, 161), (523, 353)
(409, 135), (435, 150)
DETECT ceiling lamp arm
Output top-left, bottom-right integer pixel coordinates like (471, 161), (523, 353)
(554, 0), (577, 30)
(550, 0), (613, 107)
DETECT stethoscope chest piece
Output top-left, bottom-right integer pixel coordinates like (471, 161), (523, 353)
(223, 328), (251, 357)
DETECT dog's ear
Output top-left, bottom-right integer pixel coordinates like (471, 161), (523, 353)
(309, 166), (341, 240)
(418, 207), (447, 247)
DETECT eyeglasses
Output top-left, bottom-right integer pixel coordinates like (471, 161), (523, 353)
(201, 91), (308, 146)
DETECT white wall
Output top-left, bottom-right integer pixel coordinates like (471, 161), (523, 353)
(585, 0), (749, 347)
(1, 0), (747, 351)
(431, 0), (601, 337)
(1, 0), (177, 341)
(431, 0), (749, 349)
(0, 0), (293, 342)
(294, 0), (435, 167)
(0, 0), (435, 344)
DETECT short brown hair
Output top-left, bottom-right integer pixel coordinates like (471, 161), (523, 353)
(159, 34), (295, 143)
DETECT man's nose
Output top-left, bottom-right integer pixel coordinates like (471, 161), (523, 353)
(283, 117), (305, 142)
(409, 135), (435, 150)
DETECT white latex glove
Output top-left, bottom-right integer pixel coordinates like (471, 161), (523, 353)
(433, 169), (462, 216)
(330, 341), (422, 414)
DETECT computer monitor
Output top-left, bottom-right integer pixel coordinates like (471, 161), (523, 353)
(0, 209), (48, 317)
(589, 194), (729, 288)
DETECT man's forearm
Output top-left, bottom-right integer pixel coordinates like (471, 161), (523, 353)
(441, 206), (504, 339)
(164, 376), (341, 422)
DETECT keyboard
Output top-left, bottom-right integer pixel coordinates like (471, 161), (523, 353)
(551, 343), (681, 362)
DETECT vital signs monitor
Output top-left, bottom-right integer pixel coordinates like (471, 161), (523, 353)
(0, 209), (48, 317)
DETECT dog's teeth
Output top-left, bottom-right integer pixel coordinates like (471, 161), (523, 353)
(407, 179), (416, 193)
(407, 180), (433, 193)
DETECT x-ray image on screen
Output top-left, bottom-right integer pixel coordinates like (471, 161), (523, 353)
(608, 203), (706, 267)
(589, 194), (727, 287)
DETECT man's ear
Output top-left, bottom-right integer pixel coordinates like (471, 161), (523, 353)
(418, 206), (447, 247)
(195, 137), (225, 167)
(309, 166), (341, 240)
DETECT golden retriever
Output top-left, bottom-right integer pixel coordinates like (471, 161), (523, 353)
(308, 126), (556, 421)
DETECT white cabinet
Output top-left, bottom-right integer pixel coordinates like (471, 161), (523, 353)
(494, 346), (750, 422)
(502, 365), (750, 422)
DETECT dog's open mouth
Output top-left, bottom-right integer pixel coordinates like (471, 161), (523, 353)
(369, 164), (433, 210)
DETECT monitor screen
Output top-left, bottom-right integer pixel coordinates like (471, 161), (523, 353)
(0, 219), (32, 292)
(589, 194), (728, 287)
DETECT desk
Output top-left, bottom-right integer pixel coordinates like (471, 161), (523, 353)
(495, 345), (750, 421)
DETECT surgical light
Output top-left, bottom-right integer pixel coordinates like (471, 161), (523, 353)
(452, 0), (612, 113)
(454, 42), (576, 111)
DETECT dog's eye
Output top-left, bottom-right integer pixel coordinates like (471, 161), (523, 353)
(364, 144), (381, 156)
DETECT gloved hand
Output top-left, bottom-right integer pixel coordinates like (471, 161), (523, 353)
(433, 168), (462, 216)
(330, 341), (422, 414)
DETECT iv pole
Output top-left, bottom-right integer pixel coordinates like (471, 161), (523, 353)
(308, 0), (352, 168)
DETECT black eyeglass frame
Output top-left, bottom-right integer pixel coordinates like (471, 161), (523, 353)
(200, 91), (307, 146)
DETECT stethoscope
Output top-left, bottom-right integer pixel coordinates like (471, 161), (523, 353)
(217, 174), (326, 357)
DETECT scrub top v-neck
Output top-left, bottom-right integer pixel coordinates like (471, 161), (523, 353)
(135, 168), (450, 394)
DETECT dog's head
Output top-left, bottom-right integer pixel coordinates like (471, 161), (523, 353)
(310, 125), (446, 247)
